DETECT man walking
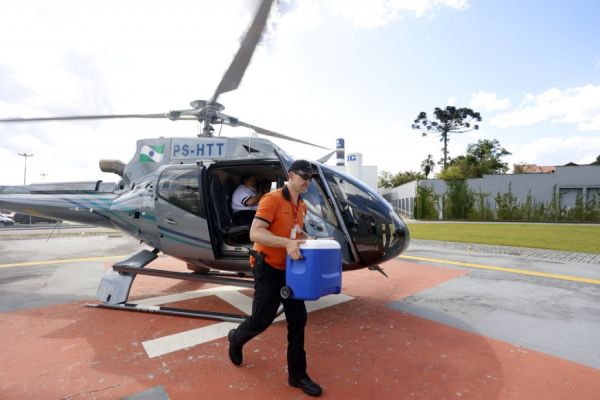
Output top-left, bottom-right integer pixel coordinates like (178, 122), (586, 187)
(227, 160), (322, 397)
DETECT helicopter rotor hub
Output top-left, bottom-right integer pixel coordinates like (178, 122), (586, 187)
(191, 100), (224, 112)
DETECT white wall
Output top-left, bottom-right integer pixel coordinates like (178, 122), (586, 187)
(381, 166), (600, 219)
(380, 180), (418, 218)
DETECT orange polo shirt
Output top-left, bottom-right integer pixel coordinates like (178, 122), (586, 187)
(252, 187), (307, 270)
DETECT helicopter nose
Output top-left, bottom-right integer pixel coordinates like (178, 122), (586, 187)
(386, 212), (410, 257)
(344, 199), (410, 266)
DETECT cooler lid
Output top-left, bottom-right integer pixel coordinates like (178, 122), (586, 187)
(299, 239), (341, 250)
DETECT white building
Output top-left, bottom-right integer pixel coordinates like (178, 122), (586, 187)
(381, 165), (600, 219)
(330, 138), (378, 190)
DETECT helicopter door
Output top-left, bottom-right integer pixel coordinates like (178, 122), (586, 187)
(154, 165), (214, 260)
(274, 149), (360, 265)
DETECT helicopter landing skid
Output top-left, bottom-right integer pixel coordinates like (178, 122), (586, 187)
(89, 249), (254, 322)
(87, 302), (248, 323)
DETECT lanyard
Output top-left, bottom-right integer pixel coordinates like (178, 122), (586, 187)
(289, 198), (302, 239)
(289, 198), (300, 226)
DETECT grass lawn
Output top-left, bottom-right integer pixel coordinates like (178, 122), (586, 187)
(406, 223), (600, 254)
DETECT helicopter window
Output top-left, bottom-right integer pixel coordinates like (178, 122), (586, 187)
(322, 170), (382, 234)
(157, 167), (204, 216)
(301, 177), (340, 237)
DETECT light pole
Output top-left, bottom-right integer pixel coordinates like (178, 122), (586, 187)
(18, 153), (34, 185)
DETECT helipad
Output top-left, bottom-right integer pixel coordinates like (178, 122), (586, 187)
(1, 233), (599, 399)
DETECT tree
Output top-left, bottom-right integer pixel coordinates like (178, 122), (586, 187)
(513, 163), (528, 174)
(420, 154), (435, 178)
(378, 170), (395, 188)
(412, 106), (482, 169)
(591, 154), (600, 166)
(438, 139), (511, 179)
(414, 185), (439, 219)
(443, 179), (474, 220)
(378, 170), (423, 188)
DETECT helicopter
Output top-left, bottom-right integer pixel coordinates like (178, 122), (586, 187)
(0, 0), (409, 321)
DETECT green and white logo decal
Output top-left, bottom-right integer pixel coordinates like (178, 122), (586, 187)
(140, 144), (165, 163)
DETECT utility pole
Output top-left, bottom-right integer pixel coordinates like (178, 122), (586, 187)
(18, 153), (34, 185)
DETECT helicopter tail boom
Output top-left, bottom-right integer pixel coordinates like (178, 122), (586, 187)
(0, 193), (118, 229)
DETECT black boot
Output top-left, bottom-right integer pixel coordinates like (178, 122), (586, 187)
(228, 329), (243, 366)
(289, 376), (323, 397)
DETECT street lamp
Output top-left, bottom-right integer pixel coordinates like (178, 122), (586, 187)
(18, 153), (34, 185)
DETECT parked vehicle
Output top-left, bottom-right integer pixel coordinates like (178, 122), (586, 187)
(0, 214), (15, 226)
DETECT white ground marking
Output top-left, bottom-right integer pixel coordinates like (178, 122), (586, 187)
(134, 285), (242, 306)
(143, 321), (239, 359)
(141, 287), (353, 358)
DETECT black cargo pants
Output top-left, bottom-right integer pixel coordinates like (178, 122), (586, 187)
(230, 259), (308, 380)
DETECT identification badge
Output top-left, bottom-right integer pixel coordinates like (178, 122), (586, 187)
(290, 224), (302, 239)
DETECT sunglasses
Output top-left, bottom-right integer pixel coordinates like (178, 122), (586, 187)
(294, 171), (313, 181)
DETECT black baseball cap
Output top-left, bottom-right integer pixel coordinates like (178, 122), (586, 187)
(289, 160), (316, 175)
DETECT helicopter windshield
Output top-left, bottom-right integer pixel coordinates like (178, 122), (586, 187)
(319, 166), (408, 266)
(300, 176), (358, 265)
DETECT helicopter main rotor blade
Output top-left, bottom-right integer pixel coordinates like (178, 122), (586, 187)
(229, 118), (330, 150)
(0, 113), (184, 123)
(317, 150), (336, 163)
(209, 0), (275, 104)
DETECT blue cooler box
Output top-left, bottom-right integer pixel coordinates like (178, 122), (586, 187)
(285, 239), (342, 301)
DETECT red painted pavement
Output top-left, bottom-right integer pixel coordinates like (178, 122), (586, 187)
(0, 258), (599, 399)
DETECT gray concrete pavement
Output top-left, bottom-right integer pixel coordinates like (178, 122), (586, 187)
(408, 240), (600, 280)
(0, 234), (146, 311)
(0, 224), (119, 241)
(412, 238), (600, 264)
(399, 242), (600, 370)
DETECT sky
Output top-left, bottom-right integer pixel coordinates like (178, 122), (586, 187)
(1, 0), (599, 186)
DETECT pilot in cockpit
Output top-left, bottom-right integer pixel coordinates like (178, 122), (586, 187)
(231, 173), (267, 225)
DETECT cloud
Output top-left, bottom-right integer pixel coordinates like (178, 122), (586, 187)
(0, 65), (32, 103)
(324, 0), (469, 29)
(346, 121), (442, 173)
(470, 91), (510, 112)
(0, 0), (467, 185)
(506, 135), (600, 166)
(270, 0), (470, 33)
(492, 84), (600, 131)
